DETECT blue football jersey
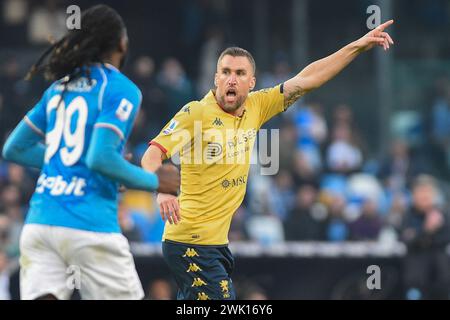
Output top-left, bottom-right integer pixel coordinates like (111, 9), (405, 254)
(24, 64), (141, 233)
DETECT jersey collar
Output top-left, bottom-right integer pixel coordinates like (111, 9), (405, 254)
(92, 62), (120, 73)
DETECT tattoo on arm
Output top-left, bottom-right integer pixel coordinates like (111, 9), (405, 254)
(284, 85), (307, 108)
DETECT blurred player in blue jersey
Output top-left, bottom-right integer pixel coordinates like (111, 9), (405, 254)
(2, 5), (179, 300)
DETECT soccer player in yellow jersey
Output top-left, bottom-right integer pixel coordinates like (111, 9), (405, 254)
(142, 20), (394, 300)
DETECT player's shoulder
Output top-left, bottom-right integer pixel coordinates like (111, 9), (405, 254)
(103, 65), (142, 102)
(178, 100), (204, 118)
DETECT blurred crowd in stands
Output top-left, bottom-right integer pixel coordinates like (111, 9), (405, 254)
(1, 0), (450, 299)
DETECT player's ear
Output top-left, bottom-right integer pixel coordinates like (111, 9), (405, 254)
(214, 73), (219, 88)
(118, 33), (128, 54)
(249, 76), (256, 91)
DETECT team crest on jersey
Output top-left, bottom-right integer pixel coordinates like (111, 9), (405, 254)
(163, 119), (179, 135)
(115, 98), (134, 121)
(220, 280), (229, 293)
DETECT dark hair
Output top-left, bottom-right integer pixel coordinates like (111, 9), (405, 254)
(26, 4), (126, 83)
(218, 47), (256, 74)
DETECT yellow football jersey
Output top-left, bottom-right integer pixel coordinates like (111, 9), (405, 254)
(151, 85), (285, 245)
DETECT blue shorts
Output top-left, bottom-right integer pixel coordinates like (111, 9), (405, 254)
(162, 240), (236, 300)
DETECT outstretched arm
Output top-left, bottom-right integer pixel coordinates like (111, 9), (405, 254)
(283, 20), (394, 107)
(2, 119), (45, 169)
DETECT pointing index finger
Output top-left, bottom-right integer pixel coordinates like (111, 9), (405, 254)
(377, 19), (394, 32)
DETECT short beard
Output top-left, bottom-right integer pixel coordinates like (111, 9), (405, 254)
(217, 94), (246, 113)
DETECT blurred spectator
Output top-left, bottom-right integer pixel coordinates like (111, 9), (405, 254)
(0, 216), (10, 253)
(333, 104), (353, 127)
(3, 206), (23, 257)
(3, 0), (27, 25)
(146, 278), (173, 300)
(6, 163), (35, 202)
(431, 77), (450, 148)
(157, 58), (196, 116)
(278, 120), (298, 173)
(400, 175), (450, 299)
(0, 250), (10, 300)
(348, 200), (383, 241)
(121, 190), (165, 243)
(289, 103), (327, 181)
(345, 173), (387, 220)
(246, 191), (285, 246)
(260, 58), (296, 129)
(385, 191), (410, 235)
(1, 184), (23, 208)
(323, 194), (349, 242)
(378, 140), (426, 191)
(131, 56), (167, 133)
(0, 57), (26, 140)
(292, 103), (327, 151)
(292, 150), (321, 187)
(326, 124), (363, 175)
(267, 170), (296, 222)
(197, 27), (225, 94)
(246, 212), (285, 245)
(260, 58), (293, 90)
(332, 104), (364, 147)
(28, 0), (66, 45)
(128, 108), (152, 148)
(0, 94), (4, 141)
(118, 202), (143, 243)
(284, 185), (328, 241)
(1, 0), (28, 46)
(229, 206), (249, 242)
(430, 76), (450, 172)
(240, 282), (268, 300)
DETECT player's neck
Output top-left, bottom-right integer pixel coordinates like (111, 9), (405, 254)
(103, 54), (121, 70)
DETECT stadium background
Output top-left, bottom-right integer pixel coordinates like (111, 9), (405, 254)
(1, 0), (450, 299)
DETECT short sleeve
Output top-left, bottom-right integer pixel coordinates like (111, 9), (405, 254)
(24, 92), (48, 137)
(250, 84), (285, 128)
(150, 102), (203, 158)
(95, 79), (142, 140)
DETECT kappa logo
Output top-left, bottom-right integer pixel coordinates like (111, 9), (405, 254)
(191, 278), (207, 287)
(182, 105), (190, 115)
(186, 263), (202, 273)
(183, 248), (199, 258)
(212, 117), (223, 126)
(197, 292), (210, 300)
